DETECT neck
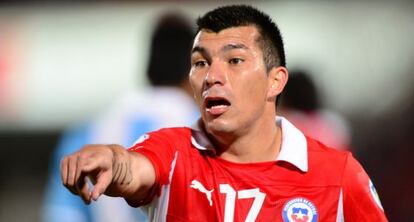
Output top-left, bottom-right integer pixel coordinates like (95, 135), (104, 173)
(212, 112), (282, 163)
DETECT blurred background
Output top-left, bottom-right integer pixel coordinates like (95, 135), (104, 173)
(1, 1), (413, 221)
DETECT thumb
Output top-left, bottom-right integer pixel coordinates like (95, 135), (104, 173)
(91, 171), (112, 201)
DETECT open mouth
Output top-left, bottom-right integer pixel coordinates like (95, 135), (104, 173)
(205, 97), (231, 115)
(206, 98), (231, 109)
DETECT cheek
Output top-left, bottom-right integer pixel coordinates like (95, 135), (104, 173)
(242, 83), (265, 105)
(189, 71), (200, 89)
(236, 70), (268, 102)
(189, 72), (204, 102)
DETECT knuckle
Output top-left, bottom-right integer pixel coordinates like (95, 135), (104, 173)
(68, 155), (77, 162)
(79, 144), (95, 153)
(78, 152), (88, 160)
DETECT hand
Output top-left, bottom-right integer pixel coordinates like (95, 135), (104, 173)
(61, 144), (132, 204)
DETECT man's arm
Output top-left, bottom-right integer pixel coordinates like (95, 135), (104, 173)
(61, 144), (155, 205)
(342, 153), (388, 221)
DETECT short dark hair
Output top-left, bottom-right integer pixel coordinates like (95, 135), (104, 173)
(147, 12), (194, 86)
(196, 5), (286, 71)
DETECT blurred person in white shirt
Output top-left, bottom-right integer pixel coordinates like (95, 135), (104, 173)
(42, 12), (198, 222)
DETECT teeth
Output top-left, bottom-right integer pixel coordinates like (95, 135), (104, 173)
(207, 105), (228, 111)
(212, 105), (227, 108)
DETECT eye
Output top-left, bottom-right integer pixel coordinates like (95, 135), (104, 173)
(193, 60), (208, 68)
(229, 58), (244, 65)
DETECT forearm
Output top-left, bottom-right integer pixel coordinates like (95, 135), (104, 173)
(61, 143), (156, 205)
(105, 145), (156, 204)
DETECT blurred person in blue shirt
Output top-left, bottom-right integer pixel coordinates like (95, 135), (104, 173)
(42, 12), (198, 222)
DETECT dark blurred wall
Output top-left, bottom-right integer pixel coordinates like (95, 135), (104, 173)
(350, 73), (414, 222)
(0, 131), (60, 222)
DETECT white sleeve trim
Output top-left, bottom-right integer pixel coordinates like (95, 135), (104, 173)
(145, 151), (179, 222)
(336, 188), (344, 222)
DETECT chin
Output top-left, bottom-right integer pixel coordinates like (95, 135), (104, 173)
(205, 119), (235, 135)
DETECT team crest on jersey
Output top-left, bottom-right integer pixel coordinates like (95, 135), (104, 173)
(282, 197), (318, 222)
(369, 179), (384, 210)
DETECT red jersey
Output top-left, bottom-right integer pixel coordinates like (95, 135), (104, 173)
(128, 117), (387, 222)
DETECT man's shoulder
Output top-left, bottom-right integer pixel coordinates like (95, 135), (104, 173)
(155, 126), (193, 134)
(129, 127), (195, 154)
(306, 136), (349, 155)
(306, 136), (350, 168)
(147, 127), (194, 142)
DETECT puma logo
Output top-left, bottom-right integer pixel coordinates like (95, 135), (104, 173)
(190, 179), (214, 206)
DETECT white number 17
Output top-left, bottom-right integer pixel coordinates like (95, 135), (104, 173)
(219, 184), (266, 222)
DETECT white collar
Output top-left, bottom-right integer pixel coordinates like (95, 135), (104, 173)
(190, 116), (308, 172)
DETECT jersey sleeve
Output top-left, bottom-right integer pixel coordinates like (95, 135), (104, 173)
(342, 153), (388, 221)
(127, 128), (182, 205)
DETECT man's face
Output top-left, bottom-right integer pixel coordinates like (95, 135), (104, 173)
(189, 25), (275, 136)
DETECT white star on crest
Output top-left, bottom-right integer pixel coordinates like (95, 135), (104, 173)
(295, 210), (306, 220)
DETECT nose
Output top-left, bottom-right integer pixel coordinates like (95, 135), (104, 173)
(205, 61), (226, 87)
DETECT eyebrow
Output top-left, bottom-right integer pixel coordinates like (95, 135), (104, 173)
(191, 43), (248, 57)
(191, 46), (211, 62)
(192, 46), (207, 55)
(221, 43), (248, 51)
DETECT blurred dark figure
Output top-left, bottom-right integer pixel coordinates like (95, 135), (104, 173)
(354, 76), (414, 222)
(279, 70), (351, 150)
(42, 12), (198, 222)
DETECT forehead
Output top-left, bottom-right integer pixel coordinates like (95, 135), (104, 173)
(192, 25), (261, 51)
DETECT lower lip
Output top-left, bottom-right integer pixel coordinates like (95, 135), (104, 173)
(206, 105), (229, 115)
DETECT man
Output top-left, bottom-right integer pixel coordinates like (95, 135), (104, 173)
(44, 12), (198, 222)
(61, 5), (387, 221)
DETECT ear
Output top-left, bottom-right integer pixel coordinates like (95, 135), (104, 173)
(267, 66), (288, 99)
